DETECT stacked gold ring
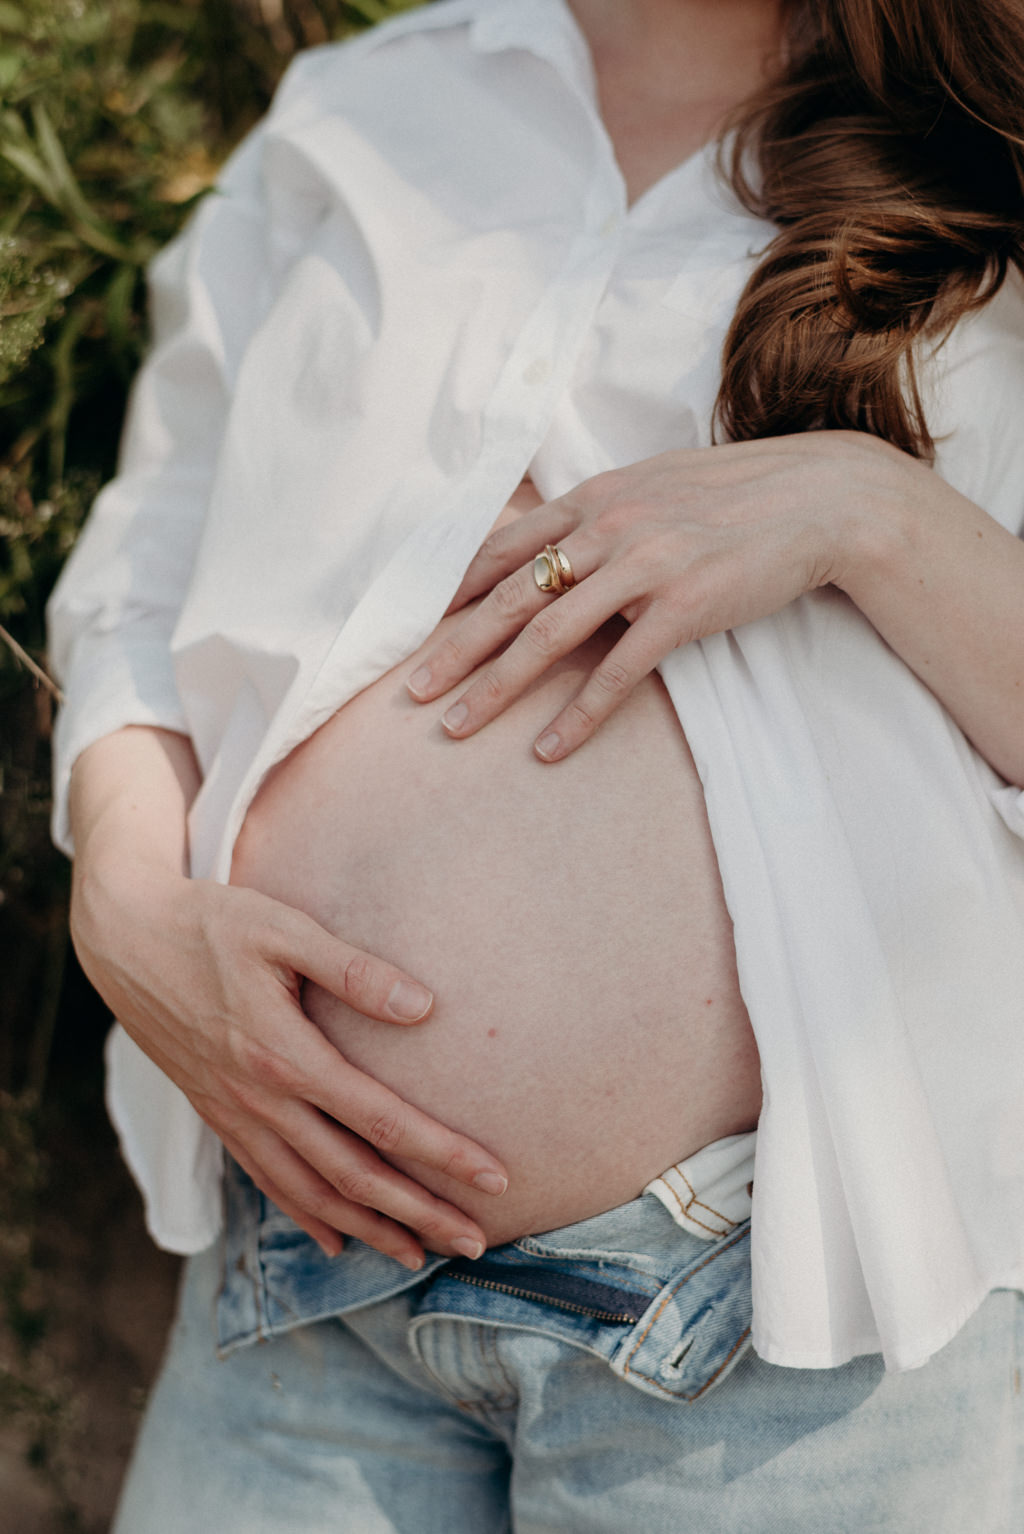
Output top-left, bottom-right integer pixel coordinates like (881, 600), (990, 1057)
(532, 543), (576, 596)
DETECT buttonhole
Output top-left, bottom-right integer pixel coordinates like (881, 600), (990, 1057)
(665, 1338), (693, 1372)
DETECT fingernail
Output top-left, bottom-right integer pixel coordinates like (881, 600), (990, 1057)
(453, 1236), (485, 1260)
(473, 1171), (508, 1196)
(317, 1237), (342, 1260)
(407, 665), (432, 698)
(442, 702), (468, 733)
(398, 1251), (426, 1272)
(535, 731), (562, 760)
(386, 979), (433, 1021)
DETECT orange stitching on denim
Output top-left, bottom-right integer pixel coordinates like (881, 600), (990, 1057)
(671, 1194), (725, 1238)
(655, 1167), (734, 1237)
(660, 1174), (689, 1220)
(621, 1226), (750, 1382)
(677, 1168), (734, 1231)
(624, 1325), (752, 1400)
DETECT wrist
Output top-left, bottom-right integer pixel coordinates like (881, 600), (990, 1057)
(70, 827), (190, 961)
(827, 436), (933, 605)
(69, 726), (198, 874)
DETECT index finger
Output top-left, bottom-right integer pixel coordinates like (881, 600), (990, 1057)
(303, 1045), (509, 1197)
(409, 563), (551, 705)
(262, 915), (511, 1194)
(280, 907), (436, 1025)
(446, 497), (576, 611)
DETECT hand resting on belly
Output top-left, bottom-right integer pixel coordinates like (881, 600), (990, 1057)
(231, 487), (762, 1247)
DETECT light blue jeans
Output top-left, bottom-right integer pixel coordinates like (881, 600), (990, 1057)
(113, 1162), (1023, 1532)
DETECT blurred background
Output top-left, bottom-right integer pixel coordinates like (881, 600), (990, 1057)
(0, 2), (425, 1526)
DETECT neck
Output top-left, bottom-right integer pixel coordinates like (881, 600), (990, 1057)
(567, 0), (786, 104)
(563, 0), (785, 204)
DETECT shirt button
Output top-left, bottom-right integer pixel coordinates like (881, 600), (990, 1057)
(599, 212), (621, 237)
(522, 357), (552, 386)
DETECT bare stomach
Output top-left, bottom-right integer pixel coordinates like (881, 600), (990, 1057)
(230, 484), (761, 1247)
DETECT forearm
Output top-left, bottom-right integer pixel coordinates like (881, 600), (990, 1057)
(66, 722), (507, 1262)
(68, 726), (202, 969)
(69, 725), (200, 876)
(835, 441), (1024, 788)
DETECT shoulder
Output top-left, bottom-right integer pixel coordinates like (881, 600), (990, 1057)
(201, 2), (488, 271)
(265, 0), (482, 129)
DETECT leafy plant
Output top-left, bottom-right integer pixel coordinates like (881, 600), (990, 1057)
(0, 3), (427, 1523)
(0, 0), (427, 668)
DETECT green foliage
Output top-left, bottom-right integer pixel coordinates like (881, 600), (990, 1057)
(0, 0), (427, 664)
(0, 0), (431, 923)
(0, 0), (437, 1077)
(0, 5), (427, 1517)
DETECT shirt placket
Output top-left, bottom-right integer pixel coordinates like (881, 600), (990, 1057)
(210, 20), (631, 881)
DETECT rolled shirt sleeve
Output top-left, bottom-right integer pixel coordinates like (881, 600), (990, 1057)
(46, 117), (277, 854)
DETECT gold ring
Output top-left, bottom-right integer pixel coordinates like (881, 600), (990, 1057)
(532, 543), (576, 597)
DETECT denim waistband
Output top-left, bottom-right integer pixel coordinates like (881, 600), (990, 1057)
(217, 1161), (754, 1403)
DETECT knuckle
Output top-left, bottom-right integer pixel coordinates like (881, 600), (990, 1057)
(334, 1166), (377, 1207)
(524, 608), (562, 656)
(255, 1050), (301, 1095)
(474, 667), (505, 707)
(480, 523), (516, 561)
(232, 1033), (299, 1095)
(439, 1144), (471, 1181)
(567, 698), (597, 731)
(592, 660), (631, 698)
(492, 572), (531, 621)
(365, 1111), (405, 1154)
(435, 633), (467, 673)
(342, 953), (377, 1007)
(413, 1214), (450, 1249)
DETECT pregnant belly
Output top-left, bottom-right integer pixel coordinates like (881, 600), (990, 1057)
(231, 500), (761, 1246)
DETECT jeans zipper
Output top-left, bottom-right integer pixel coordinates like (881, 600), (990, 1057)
(446, 1267), (645, 1324)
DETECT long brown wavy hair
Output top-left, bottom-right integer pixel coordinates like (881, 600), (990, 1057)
(716, 0), (1024, 457)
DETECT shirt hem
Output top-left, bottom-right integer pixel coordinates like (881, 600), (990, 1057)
(752, 1271), (1024, 1373)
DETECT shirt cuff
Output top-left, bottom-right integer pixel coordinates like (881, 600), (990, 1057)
(50, 628), (189, 856)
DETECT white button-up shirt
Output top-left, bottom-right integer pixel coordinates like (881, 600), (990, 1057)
(48, 0), (1024, 1370)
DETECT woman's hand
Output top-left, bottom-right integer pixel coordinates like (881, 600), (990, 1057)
(69, 730), (508, 1271)
(406, 433), (907, 759)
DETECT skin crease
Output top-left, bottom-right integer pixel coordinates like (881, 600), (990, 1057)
(67, 0), (1024, 1269)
